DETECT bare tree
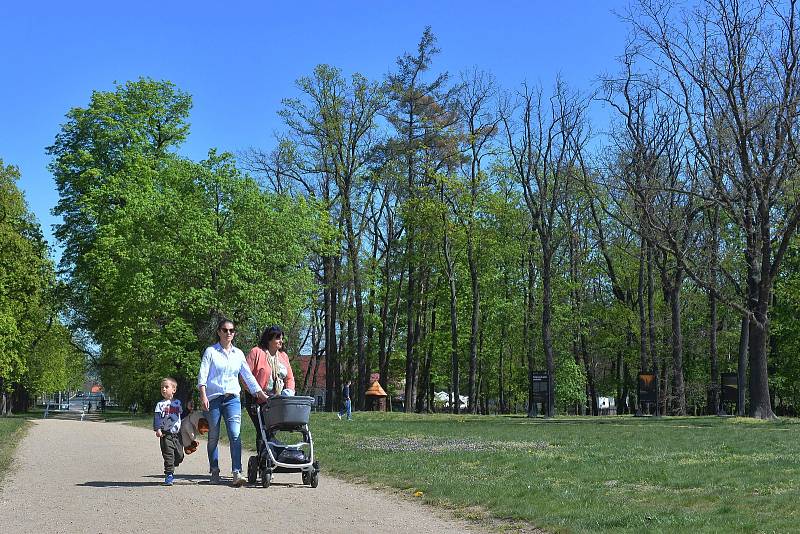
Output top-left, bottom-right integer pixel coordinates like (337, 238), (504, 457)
(451, 68), (500, 412)
(501, 79), (590, 417)
(631, 0), (800, 419)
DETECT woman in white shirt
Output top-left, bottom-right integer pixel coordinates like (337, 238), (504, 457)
(198, 317), (267, 487)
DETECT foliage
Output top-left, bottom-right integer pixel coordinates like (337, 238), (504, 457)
(0, 159), (83, 406)
(555, 357), (587, 413)
(32, 14), (800, 420)
(48, 80), (321, 410)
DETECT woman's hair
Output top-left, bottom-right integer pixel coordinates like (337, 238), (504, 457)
(216, 317), (235, 341)
(259, 325), (285, 350)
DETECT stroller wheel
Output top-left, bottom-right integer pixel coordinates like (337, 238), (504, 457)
(310, 472), (319, 488)
(302, 471), (311, 485)
(260, 469), (272, 488)
(247, 456), (258, 484)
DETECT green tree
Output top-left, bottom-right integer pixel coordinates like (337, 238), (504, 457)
(49, 80), (319, 409)
(0, 159), (83, 413)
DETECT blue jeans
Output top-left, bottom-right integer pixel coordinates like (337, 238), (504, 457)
(205, 394), (242, 473)
(339, 399), (352, 420)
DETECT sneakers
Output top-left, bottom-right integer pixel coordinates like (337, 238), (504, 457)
(232, 471), (247, 487)
(210, 468), (221, 484)
(337, 413), (342, 420)
(164, 473), (174, 486)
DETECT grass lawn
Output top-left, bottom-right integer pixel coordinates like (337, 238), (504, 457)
(130, 409), (800, 533)
(291, 413), (800, 534)
(0, 416), (29, 486)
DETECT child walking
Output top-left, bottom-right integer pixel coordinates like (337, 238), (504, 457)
(154, 377), (184, 486)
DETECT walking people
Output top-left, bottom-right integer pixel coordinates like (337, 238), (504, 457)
(244, 325), (296, 453)
(198, 317), (268, 486)
(337, 380), (352, 421)
(153, 377), (184, 486)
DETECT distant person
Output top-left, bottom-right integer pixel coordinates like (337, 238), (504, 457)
(198, 317), (268, 487)
(153, 377), (184, 486)
(99, 396), (106, 413)
(338, 380), (352, 421)
(243, 325), (296, 453)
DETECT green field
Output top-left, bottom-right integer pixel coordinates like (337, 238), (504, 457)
(279, 413), (800, 533)
(0, 416), (28, 486)
(129, 411), (800, 533)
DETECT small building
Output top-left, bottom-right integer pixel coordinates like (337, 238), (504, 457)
(295, 354), (327, 409)
(365, 381), (388, 411)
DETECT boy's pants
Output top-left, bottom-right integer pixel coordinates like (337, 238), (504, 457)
(160, 432), (184, 474)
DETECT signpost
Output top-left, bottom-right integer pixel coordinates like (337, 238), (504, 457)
(531, 372), (551, 416)
(637, 373), (657, 416)
(720, 371), (738, 415)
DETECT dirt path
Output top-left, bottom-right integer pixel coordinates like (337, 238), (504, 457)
(0, 419), (485, 533)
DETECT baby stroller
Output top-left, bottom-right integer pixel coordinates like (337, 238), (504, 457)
(247, 395), (320, 488)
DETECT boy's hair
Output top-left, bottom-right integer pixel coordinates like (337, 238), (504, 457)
(161, 377), (178, 388)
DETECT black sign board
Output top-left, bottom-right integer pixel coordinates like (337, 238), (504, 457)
(530, 372), (551, 415)
(721, 372), (738, 403)
(638, 373), (657, 404)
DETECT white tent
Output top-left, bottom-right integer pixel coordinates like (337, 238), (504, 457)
(433, 391), (468, 409)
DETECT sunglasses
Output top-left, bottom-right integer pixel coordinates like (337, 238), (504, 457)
(220, 328), (236, 334)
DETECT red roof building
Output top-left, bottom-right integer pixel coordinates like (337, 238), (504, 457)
(295, 354), (326, 388)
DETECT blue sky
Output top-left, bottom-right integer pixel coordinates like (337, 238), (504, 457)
(1, 1), (628, 257)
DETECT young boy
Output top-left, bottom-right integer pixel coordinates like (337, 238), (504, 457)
(154, 377), (184, 486)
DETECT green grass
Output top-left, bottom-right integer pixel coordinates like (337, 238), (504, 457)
(0, 416), (29, 486)
(284, 413), (800, 534)
(132, 410), (800, 533)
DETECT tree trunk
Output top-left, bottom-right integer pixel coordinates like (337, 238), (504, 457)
(647, 244), (660, 416)
(580, 332), (597, 416)
(525, 243), (537, 417)
(748, 298), (775, 419)
(0, 377), (7, 416)
(443, 218), (460, 414)
(708, 287), (720, 414)
(541, 246), (555, 418)
(404, 233), (416, 413)
(499, 309), (507, 414)
(616, 350), (624, 414)
(344, 205), (367, 410)
(467, 227), (480, 414)
(323, 255), (339, 412)
(669, 277), (686, 415)
(638, 240), (649, 371)
(417, 302), (436, 413)
(737, 314), (749, 416)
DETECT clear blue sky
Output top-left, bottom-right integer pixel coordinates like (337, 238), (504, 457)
(1, 1), (628, 257)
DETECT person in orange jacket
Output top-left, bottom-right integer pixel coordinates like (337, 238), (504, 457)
(243, 325), (296, 452)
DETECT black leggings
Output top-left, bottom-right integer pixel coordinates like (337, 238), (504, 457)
(244, 393), (264, 454)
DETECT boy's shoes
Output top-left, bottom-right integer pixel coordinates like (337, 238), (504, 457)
(164, 474), (174, 486)
(232, 471), (246, 487)
(210, 468), (221, 484)
(337, 413), (342, 420)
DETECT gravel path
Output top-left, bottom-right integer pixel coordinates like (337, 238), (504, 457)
(0, 419), (485, 533)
